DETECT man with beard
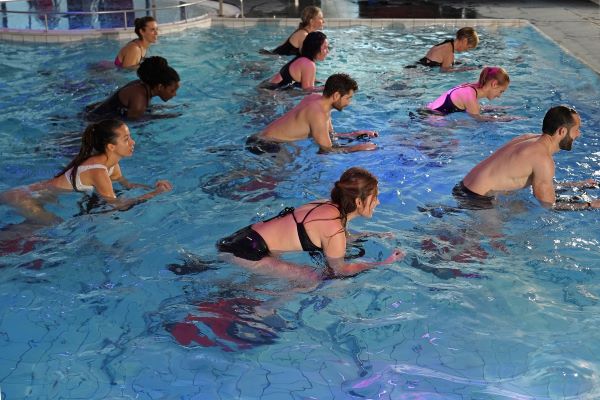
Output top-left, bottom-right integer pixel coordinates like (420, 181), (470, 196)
(453, 105), (599, 210)
(246, 73), (378, 154)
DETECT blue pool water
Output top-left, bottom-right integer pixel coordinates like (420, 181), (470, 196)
(1, 24), (600, 399)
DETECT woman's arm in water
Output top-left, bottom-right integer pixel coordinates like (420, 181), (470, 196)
(110, 163), (152, 189)
(299, 60), (319, 92)
(323, 232), (404, 277)
(122, 85), (149, 120)
(93, 164), (172, 209)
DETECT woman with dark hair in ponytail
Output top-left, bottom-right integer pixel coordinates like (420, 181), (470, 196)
(262, 31), (329, 91)
(87, 56), (180, 121)
(114, 16), (158, 69)
(425, 66), (519, 121)
(0, 120), (172, 226)
(217, 167), (403, 283)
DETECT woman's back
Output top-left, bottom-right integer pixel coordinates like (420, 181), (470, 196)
(252, 201), (341, 252)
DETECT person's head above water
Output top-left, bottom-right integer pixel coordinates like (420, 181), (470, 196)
(455, 27), (479, 52)
(137, 56), (180, 101)
(299, 6), (324, 30)
(323, 73), (358, 111)
(476, 66), (510, 100)
(56, 120), (132, 187)
(542, 105), (581, 151)
(134, 16), (158, 42)
(300, 31), (328, 61)
(331, 167), (379, 229)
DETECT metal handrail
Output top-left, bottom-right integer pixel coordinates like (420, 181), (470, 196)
(0, 0), (244, 32)
(1, 1), (207, 16)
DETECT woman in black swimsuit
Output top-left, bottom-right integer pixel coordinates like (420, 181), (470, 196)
(87, 56), (180, 121)
(415, 27), (479, 72)
(217, 167), (404, 283)
(260, 6), (325, 56)
(263, 31), (328, 91)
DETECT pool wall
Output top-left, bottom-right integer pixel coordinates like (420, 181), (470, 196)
(0, 17), (528, 43)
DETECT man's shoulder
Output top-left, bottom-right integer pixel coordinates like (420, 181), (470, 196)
(300, 95), (326, 111)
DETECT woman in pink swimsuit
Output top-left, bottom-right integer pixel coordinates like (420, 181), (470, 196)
(114, 16), (159, 69)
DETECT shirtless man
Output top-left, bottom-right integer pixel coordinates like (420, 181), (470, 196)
(246, 73), (378, 154)
(454, 105), (599, 210)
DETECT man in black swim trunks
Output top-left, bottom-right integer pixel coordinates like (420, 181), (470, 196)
(246, 73), (379, 154)
(455, 105), (600, 210)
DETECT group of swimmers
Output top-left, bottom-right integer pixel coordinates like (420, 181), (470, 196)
(1, 7), (598, 282)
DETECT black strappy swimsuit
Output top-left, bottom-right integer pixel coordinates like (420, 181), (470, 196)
(216, 202), (336, 261)
(417, 39), (454, 67)
(270, 28), (308, 56)
(431, 85), (477, 115)
(274, 56), (307, 89)
(86, 80), (151, 120)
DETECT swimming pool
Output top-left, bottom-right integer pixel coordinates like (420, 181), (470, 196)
(1, 22), (600, 399)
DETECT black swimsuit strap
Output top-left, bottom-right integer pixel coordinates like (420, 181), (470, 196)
(299, 202), (339, 224)
(262, 207), (295, 223)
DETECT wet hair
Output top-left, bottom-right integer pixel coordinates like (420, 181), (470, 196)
(137, 56), (180, 88)
(56, 120), (124, 190)
(477, 66), (510, 88)
(542, 105), (579, 135)
(299, 6), (322, 29)
(330, 167), (378, 230)
(134, 16), (156, 39)
(300, 31), (327, 61)
(456, 27), (479, 48)
(323, 73), (358, 97)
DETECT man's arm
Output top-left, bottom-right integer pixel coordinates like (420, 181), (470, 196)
(310, 110), (378, 153)
(334, 130), (378, 139)
(531, 156), (556, 208)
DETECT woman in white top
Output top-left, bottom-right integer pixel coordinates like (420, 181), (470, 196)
(0, 119), (171, 225)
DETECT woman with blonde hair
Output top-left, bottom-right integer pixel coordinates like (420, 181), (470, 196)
(260, 6), (325, 56)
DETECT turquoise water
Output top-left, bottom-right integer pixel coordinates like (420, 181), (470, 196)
(1, 24), (600, 399)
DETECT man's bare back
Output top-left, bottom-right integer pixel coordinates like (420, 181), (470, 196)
(458, 108), (598, 210)
(260, 94), (328, 142)
(463, 134), (554, 197)
(249, 74), (378, 153)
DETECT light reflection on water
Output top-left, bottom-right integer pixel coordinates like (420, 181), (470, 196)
(0, 24), (599, 399)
